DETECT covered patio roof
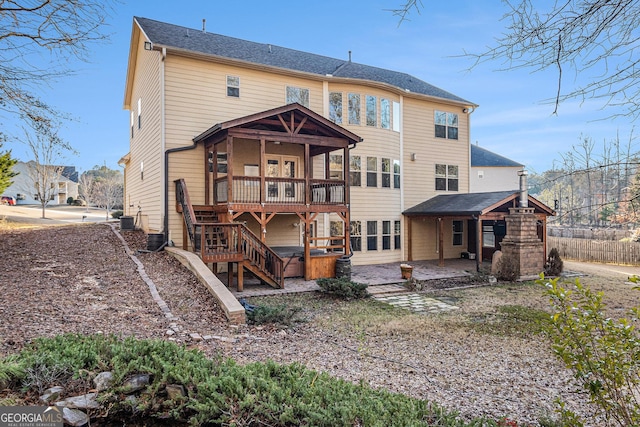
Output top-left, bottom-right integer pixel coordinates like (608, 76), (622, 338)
(402, 191), (555, 270)
(403, 191), (555, 217)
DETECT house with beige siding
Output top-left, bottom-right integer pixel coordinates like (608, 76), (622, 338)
(470, 144), (524, 193)
(121, 17), (553, 289)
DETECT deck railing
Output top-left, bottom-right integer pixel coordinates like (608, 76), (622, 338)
(176, 179), (284, 287)
(214, 176), (345, 205)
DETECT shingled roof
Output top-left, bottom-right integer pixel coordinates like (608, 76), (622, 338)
(134, 17), (474, 105)
(471, 145), (523, 167)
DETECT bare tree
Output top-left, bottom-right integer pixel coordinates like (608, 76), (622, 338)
(23, 121), (74, 218)
(88, 166), (123, 220)
(394, 1), (640, 118)
(0, 1), (115, 139)
(78, 172), (94, 211)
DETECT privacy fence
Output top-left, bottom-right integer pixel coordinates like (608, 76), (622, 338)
(548, 236), (640, 266)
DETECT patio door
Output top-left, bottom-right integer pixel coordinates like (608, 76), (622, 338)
(266, 155), (299, 202)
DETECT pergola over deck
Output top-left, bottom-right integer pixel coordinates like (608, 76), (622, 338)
(403, 191), (555, 270)
(191, 103), (362, 281)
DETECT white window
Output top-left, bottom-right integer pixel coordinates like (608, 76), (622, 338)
(350, 221), (362, 251)
(382, 220), (391, 250)
(329, 92), (342, 124)
(394, 220), (401, 249)
(350, 155), (361, 187)
(393, 159), (400, 189)
(366, 157), (377, 187)
(392, 101), (400, 132)
(348, 93), (360, 125)
(137, 98), (142, 129)
(435, 110), (458, 140)
(130, 111), (134, 138)
(329, 154), (343, 180)
(286, 86), (309, 107)
(381, 98), (390, 129)
(367, 221), (377, 251)
(435, 164), (459, 191)
(227, 76), (240, 97)
(381, 158), (391, 188)
(366, 95), (377, 126)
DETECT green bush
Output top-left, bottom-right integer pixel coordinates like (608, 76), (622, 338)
(0, 334), (500, 426)
(544, 248), (564, 276)
(66, 196), (74, 205)
(539, 275), (640, 426)
(111, 210), (124, 219)
(316, 277), (369, 300)
(247, 304), (302, 326)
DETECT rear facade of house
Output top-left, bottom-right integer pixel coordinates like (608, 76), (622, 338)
(121, 17), (477, 281)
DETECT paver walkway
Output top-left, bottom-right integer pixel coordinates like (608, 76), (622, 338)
(374, 293), (459, 314)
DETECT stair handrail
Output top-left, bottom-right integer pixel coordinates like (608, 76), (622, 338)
(239, 224), (284, 288)
(175, 178), (284, 288)
(174, 179), (199, 251)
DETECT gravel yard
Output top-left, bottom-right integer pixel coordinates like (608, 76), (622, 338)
(2, 221), (634, 425)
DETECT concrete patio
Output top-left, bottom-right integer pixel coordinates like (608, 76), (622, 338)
(227, 258), (482, 297)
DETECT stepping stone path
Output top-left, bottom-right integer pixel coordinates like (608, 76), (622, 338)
(374, 293), (459, 314)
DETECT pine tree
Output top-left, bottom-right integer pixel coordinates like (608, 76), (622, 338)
(0, 143), (18, 195)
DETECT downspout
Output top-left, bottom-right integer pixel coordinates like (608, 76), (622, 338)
(164, 142), (198, 244)
(161, 45), (198, 245)
(399, 95), (405, 262)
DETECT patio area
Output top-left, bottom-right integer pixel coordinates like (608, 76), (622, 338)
(227, 258), (483, 297)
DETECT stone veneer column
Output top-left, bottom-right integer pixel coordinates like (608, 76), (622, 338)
(500, 207), (544, 279)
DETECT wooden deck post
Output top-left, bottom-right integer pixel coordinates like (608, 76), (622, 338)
(438, 217), (444, 267)
(237, 261), (243, 292)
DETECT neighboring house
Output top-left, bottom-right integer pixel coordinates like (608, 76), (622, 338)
(2, 161), (79, 205)
(470, 144), (524, 193)
(121, 17), (552, 287)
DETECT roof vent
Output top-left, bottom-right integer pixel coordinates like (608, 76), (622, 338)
(348, 50), (352, 62)
(186, 29), (190, 37)
(202, 18), (206, 33)
(268, 44), (272, 53)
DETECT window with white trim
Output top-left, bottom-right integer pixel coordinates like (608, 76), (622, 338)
(348, 93), (360, 125)
(350, 155), (361, 186)
(286, 86), (309, 107)
(329, 154), (343, 180)
(382, 220), (391, 250)
(435, 164), (458, 191)
(381, 98), (390, 129)
(137, 98), (142, 129)
(435, 110), (458, 140)
(366, 156), (377, 187)
(392, 101), (400, 132)
(394, 220), (401, 249)
(381, 158), (391, 188)
(227, 75), (240, 97)
(329, 92), (343, 124)
(393, 159), (400, 189)
(350, 221), (362, 251)
(367, 220), (377, 251)
(366, 95), (377, 126)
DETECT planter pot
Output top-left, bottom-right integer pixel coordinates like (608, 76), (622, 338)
(400, 265), (413, 280)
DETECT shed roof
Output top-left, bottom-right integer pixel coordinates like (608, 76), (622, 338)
(133, 17), (474, 106)
(403, 191), (554, 217)
(471, 145), (523, 168)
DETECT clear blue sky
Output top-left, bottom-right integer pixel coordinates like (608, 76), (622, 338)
(4, 0), (636, 174)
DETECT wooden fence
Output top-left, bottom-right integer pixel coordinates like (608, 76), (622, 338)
(548, 236), (640, 266)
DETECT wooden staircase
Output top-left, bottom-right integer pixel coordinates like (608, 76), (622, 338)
(175, 179), (284, 290)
